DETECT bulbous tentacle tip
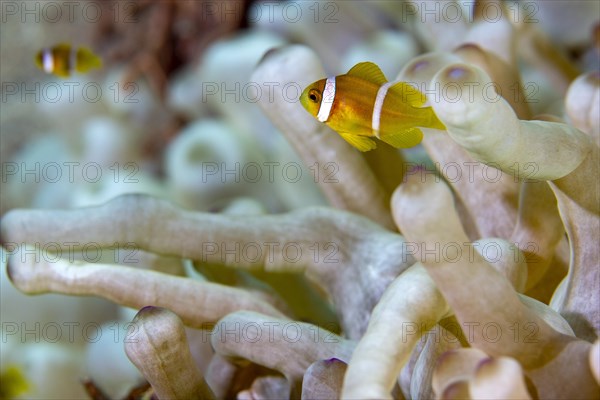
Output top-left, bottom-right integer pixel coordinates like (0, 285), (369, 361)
(437, 63), (483, 84)
(135, 305), (162, 317)
(257, 46), (284, 66)
(445, 66), (469, 80)
(590, 340), (600, 384)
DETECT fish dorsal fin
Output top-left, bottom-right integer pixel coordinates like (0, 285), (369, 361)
(387, 81), (427, 108)
(346, 62), (388, 85)
(338, 131), (377, 152)
(54, 43), (72, 53)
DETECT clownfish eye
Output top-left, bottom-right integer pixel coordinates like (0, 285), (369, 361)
(308, 89), (321, 103)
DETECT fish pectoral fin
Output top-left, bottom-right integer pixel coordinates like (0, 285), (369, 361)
(380, 127), (424, 149)
(337, 131), (377, 152)
(346, 62), (388, 85)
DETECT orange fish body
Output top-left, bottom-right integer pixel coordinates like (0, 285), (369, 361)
(300, 62), (445, 151)
(35, 43), (102, 78)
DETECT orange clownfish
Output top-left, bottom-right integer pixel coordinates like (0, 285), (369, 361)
(35, 43), (102, 78)
(299, 62), (445, 151)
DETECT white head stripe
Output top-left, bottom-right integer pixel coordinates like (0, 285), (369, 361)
(42, 49), (54, 73)
(372, 81), (393, 138)
(317, 76), (336, 122)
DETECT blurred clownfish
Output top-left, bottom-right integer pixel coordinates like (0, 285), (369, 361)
(300, 62), (445, 152)
(0, 365), (30, 398)
(35, 43), (102, 78)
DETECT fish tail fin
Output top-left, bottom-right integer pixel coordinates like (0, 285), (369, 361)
(387, 81), (445, 130)
(76, 47), (102, 73)
(427, 109), (446, 130)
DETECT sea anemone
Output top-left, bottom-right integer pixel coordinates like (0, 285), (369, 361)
(1, 1), (599, 399)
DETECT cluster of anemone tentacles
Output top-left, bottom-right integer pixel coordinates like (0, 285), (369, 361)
(2, 3), (600, 399)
